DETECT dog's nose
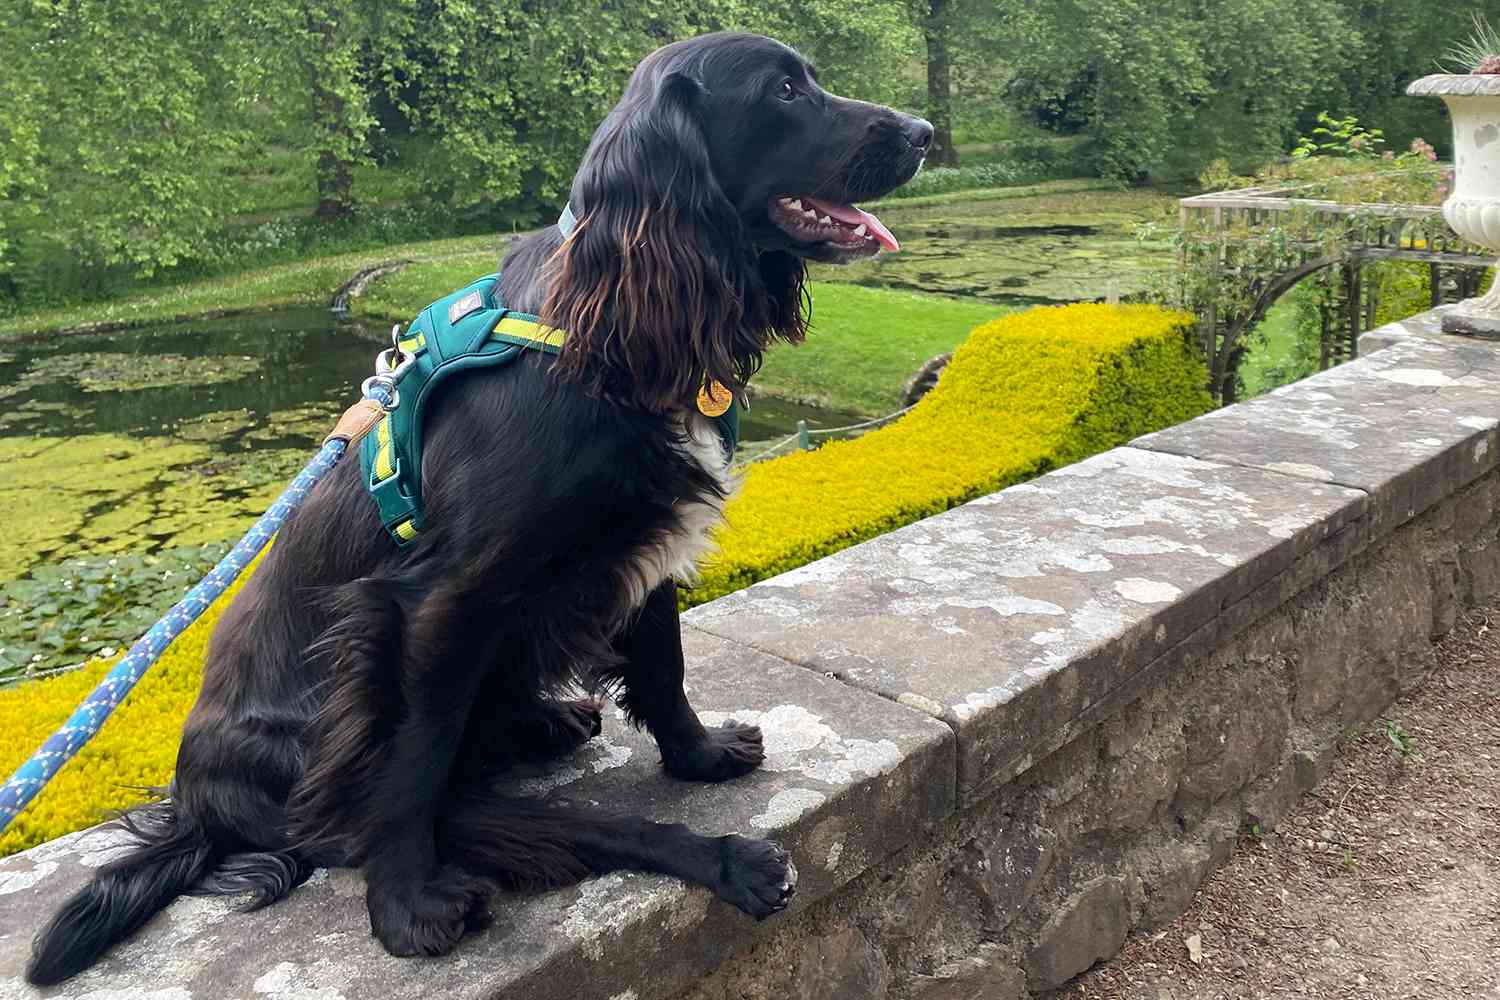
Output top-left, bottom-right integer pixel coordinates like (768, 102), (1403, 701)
(902, 117), (934, 152)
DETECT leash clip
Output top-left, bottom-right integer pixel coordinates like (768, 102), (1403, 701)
(362, 325), (415, 411)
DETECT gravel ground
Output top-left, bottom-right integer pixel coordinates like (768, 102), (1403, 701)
(1060, 603), (1500, 1000)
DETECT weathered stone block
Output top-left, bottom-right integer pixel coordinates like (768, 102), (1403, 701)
(1098, 722), (1185, 831)
(1134, 336), (1500, 536)
(1022, 876), (1130, 989)
(912, 944), (1027, 1000)
(1242, 742), (1333, 834)
(1129, 837), (1216, 930)
(1174, 654), (1289, 820)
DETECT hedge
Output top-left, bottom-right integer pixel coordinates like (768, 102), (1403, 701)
(687, 302), (1211, 605)
(0, 303), (1209, 855)
(0, 564), (254, 856)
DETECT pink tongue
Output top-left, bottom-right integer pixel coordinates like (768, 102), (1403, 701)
(803, 197), (900, 252)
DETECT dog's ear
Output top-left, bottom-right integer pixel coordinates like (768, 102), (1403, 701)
(543, 71), (799, 412)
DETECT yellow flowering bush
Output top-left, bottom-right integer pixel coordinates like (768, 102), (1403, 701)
(689, 302), (1211, 604)
(0, 566), (254, 856)
(0, 303), (1207, 856)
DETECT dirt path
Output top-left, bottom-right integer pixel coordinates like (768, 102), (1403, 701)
(1062, 604), (1500, 1000)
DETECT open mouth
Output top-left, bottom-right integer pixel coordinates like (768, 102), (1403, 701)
(767, 196), (900, 255)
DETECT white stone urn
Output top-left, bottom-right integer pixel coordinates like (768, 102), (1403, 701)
(1408, 74), (1500, 337)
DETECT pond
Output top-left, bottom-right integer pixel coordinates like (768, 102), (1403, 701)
(817, 189), (1176, 307)
(0, 187), (1178, 682)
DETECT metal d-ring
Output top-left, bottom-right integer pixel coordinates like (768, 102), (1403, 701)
(361, 373), (401, 411)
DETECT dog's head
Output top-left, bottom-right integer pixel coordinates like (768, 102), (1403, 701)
(544, 32), (931, 412)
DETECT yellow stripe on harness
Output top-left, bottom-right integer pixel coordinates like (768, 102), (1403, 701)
(492, 316), (566, 350)
(374, 416), (395, 482)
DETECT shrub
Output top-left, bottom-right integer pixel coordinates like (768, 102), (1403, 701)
(0, 303), (1208, 855)
(0, 562), (255, 856)
(886, 139), (1089, 200)
(688, 303), (1211, 605)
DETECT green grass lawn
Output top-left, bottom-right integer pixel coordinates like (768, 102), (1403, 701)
(0, 234), (509, 340)
(757, 284), (1010, 413)
(1238, 299), (1317, 397)
(352, 263), (1008, 415)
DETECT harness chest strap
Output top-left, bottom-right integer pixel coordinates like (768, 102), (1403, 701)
(359, 273), (739, 547)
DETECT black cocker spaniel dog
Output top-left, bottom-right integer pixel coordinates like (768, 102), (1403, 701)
(27, 30), (930, 985)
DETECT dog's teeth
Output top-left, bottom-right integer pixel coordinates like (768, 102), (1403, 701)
(818, 214), (832, 225)
(802, 209), (817, 220)
(788, 198), (803, 211)
(853, 224), (867, 237)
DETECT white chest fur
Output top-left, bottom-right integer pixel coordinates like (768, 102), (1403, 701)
(616, 413), (737, 611)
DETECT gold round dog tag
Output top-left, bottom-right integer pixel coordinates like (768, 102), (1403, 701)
(696, 380), (734, 417)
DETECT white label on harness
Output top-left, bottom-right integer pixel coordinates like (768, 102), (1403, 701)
(447, 291), (486, 325)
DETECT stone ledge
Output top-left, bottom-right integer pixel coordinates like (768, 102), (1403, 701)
(688, 446), (1366, 804)
(0, 631), (954, 1000)
(1135, 315), (1500, 534)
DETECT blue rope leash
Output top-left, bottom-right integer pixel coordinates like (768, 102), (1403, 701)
(0, 379), (395, 833)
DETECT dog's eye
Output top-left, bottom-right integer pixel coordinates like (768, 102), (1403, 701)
(777, 79), (796, 102)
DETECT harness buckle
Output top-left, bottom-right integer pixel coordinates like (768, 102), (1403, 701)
(362, 325), (416, 411)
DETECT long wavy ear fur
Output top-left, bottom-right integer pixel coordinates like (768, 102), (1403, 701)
(544, 68), (806, 412)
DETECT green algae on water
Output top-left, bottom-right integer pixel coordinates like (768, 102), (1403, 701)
(24, 352), (263, 393)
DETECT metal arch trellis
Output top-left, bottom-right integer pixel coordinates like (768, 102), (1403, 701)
(1175, 178), (1491, 404)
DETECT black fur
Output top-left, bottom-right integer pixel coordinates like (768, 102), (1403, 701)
(26, 31), (930, 985)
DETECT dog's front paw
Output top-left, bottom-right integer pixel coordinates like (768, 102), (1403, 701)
(713, 835), (797, 919)
(367, 868), (489, 958)
(661, 721), (765, 782)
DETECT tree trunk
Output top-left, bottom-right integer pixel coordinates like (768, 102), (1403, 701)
(923, 0), (958, 167)
(307, 3), (355, 220)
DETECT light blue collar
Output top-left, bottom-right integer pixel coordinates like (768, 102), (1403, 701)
(558, 202), (578, 238)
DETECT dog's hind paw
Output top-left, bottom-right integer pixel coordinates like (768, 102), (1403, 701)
(661, 721), (765, 783)
(526, 698), (604, 757)
(367, 869), (490, 958)
(713, 836), (797, 920)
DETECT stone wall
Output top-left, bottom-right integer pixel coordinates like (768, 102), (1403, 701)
(1, 306), (1495, 1000)
(686, 461), (1500, 1000)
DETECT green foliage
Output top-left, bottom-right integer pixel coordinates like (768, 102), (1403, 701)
(1301, 0), (1466, 157)
(0, 0), (266, 287)
(0, 546), (229, 685)
(1384, 720), (1423, 764)
(1292, 112), (1388, 159)
(1371, 261), (1433, 327)
(1144, 131), (1461, 399)
(996, 0), (1355, 180)
(887, 140), (1089, 198)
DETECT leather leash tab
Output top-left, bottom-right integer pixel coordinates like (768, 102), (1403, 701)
(323, 398), (388, 447)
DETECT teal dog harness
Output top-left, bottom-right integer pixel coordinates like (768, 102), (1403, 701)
(360, 273), (739, 546)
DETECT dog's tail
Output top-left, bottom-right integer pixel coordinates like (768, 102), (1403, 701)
(25, 801), (216, 986)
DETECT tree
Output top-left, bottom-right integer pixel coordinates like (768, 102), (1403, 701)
(0, 0), (264, 300)
(995, 0), (1356, 180)
(1310, 0), (1465, 156)
(918, 0), (959, 166)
